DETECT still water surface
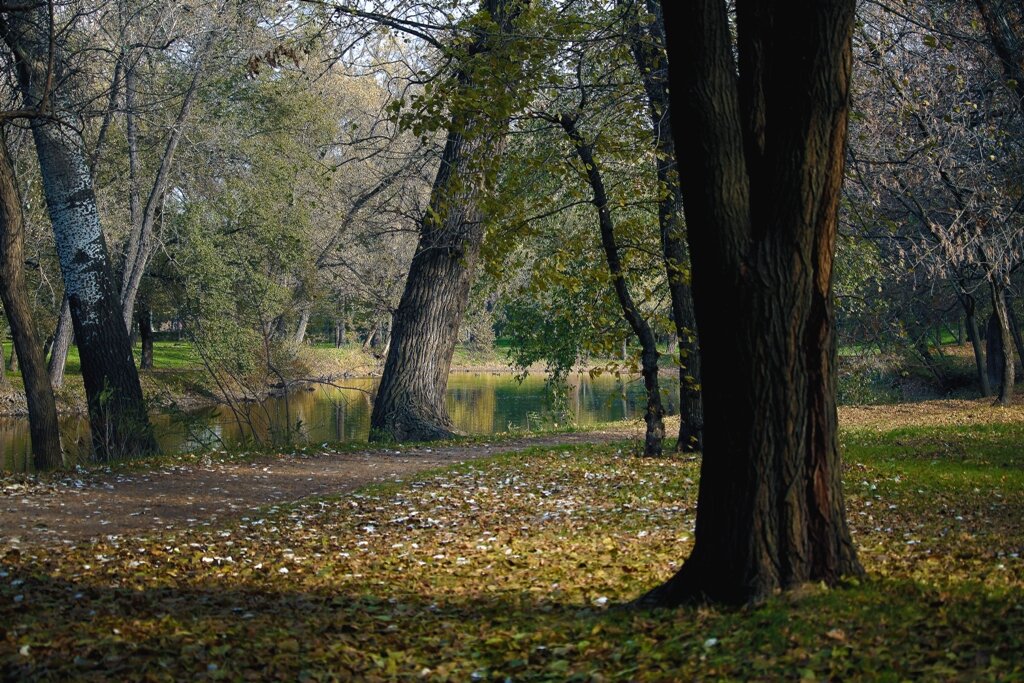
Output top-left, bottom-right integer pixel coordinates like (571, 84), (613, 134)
(0, 372), (679, 471)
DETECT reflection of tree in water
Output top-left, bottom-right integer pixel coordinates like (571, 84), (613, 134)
(447, 376), (496, 435)
(0, 374), (683, 471)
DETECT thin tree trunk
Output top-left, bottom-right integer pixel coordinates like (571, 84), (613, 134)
(0, 327), (6, 386)
(1006, 299), (1024, 368)
(137, 298), (154, 370)
(120, 35), (212, 328)
(293, 307), (310, 346)
(370, 0), (526, 442)
(48, 297), (71, 389)
(6, 342), (16, 373)
(334, 318), (345, 347)
(640, 0), (862, 606)
(0, 135), (62, 469)
(622, 0), (704, 453)
(361, 325), (377, 351)
(991, 282), (1015, 406)
(5, 9), (157, 459)
(961, 291), (991, 397)
(559, 113), (665, 456)
(666, 332), (678, 357)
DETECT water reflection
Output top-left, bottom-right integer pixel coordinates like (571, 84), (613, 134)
(1, 372), (679, 472)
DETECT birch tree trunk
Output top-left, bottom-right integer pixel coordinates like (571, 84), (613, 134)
(4, 8), (157, 459)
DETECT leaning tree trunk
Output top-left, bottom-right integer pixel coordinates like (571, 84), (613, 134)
(639, 0), (862, 606)
(4, 9), (157, 460)
(0, 134), (62, 470)
(293, 306), (311, 346)
(559, 113), (665, 457)
(48, 297), (71, 388)
(370, 0), (526, 442)
(623, 0), (704, 452)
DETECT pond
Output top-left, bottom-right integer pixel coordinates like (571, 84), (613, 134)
(0, 372), (680, 472)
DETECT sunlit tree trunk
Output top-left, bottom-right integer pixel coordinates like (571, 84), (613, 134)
(370, 0), (527, 442)
(640, 0), (863, 606)
(4, 7), (157, 459)
(47, 297), (71, 388)
(0, 134), (62, 469)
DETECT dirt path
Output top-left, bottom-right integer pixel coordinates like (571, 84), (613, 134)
(0, 429), (639, 548)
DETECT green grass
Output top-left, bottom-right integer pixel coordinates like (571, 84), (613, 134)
(2, 417), (1022, 680)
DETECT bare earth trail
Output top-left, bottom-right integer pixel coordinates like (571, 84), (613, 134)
(0, 428), (640, 548)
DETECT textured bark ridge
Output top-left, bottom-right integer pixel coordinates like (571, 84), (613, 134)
(370, 0), (527, 443)
(622, 0), (703, 452)
(4, 9), (157, 460)
(0, 134), (62, 470)
(639, 0), (863, 606)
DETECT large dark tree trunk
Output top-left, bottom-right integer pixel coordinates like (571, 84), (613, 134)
(622, 0), (704, 453)
(558, 114), (665, 456)
(370, 0), (526, 442)
(639, 0), (863, 606)
(974, 0), (1024, 113)
(0, 134), (62, 470)
(4, 9), (157, 460)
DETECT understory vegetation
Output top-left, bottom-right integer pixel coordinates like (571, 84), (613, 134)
(2, 414), (1021, 680)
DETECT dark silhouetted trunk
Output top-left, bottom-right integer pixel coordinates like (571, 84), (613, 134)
(370, 0), (526, 442)
(974, 0), (1024, 112)
(6, 341), (16, 373)
(622, 0), (703, 452)
(559, 113), (664, 456)
(961, 291), (991, 397)
(137, 298), (154, 370)
(5, 8), (157, 459)
(0, 135), (62, 469)
(990, 283), (1015, 405)
(640, 0), (862, 606)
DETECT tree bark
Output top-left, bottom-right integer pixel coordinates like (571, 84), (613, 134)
(559, 113), (665, 456)
(0, 134), (62, 470)
(640, 0), (862, 606)
(293, 306), (310, 346)
(370, 0), (526, 442)
(990, 283), (1015, 405)
(48, 296), (71, 389)
(4, 8), (157, 459)
(961, 291), (991, 397)
(137, 297), (154, 370)
(622, 0), (704, 452)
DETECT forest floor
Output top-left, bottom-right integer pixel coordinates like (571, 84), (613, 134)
(2, 401), (1023, 680)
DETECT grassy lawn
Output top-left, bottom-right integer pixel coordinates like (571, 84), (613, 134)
(2, 417), (1022, 680)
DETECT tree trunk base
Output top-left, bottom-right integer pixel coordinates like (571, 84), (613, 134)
(369, 405), (460, 443)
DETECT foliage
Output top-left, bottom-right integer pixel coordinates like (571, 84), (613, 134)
(2, 416), (1023, 679)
